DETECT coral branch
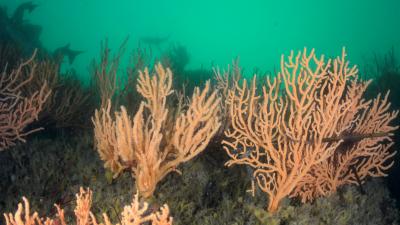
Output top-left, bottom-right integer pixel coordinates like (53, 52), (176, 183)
(0, 51), (51, 151)
(3, 188), (173, 225)
(223, 48), (397, 212)
(93, 63), (220, 198)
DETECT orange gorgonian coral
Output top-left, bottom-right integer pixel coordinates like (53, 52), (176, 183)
(93, 63), (220, 198)
(222, 48), (397, 212)
(4, 187), (173, 225)
(0, 51), (50, 151)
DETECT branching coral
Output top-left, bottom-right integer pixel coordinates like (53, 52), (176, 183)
(92, 63), (220, 198)
(91, 38), (128, 109)
(292, 91), (398, 202)
(222, 48), (397, 212)
(0, 51), (51, 151)
(3, 188), (173, 225)
(213, 59), (242, 139)
(18, 59), (92, 129)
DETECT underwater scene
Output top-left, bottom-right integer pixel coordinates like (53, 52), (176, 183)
(0, 0), (400, 224)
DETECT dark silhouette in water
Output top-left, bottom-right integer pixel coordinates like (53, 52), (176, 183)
(0, 1), (42, 56)
(0, 1), (83, 65)
(11, 1), (38, 25)
(140, 35), (170, 51)
(364, 47), (400, 207)
(53, 43), (84, 64)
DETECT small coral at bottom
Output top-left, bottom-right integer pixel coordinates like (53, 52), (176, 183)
(3, 187), (172, 225)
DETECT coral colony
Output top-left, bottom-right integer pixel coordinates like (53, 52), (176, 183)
(1, 2), (399, 225)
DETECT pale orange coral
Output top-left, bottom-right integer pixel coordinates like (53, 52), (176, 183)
(3, 188), (172, 225)
(292, 91), (398, 202)
(222, 48), (397, 212)
(93, 63), (220, 198)
(0, 51), (51, 151)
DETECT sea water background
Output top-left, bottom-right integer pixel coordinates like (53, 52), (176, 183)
(3, 0), (400, 83)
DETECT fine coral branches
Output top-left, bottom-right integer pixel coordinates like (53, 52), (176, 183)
(222, 48), (398, 212)
(93, 63), (220, 198)
(20, 59), (91, 129)
(4, 44), (396, 222)
(0, 51), (50, 151)
(293, 91), (398, 202)
(4, 197), (43, 225)
(91, 38), (128, 109)
(213, 59), (242, 138)
(92, 101), (123, 176)
(4, 188), (173, 225)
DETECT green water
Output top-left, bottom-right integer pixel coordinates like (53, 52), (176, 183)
(4, 0), (400, 83)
